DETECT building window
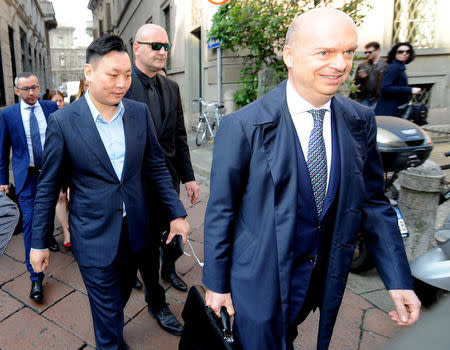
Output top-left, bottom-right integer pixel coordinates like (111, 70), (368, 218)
(60, 55), (65, 67)
(392, 0), (436, 49)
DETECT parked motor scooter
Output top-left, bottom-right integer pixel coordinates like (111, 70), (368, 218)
(411, 229), (450, 307)
(350, 116), (434, 273)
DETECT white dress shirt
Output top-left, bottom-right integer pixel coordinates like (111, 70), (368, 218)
(286, 80), (332, 189)
(20, 100), (47, 167)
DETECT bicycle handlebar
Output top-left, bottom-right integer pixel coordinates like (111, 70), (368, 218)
(193, 98), (224, 109)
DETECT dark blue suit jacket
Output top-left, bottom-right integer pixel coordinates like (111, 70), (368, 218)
(0, 100), (58, 193)
(374, 59), (412, 116)
(203, 81), (412, 350)
(31, 97), (186, 267)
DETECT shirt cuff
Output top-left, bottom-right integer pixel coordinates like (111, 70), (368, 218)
(31, 248), (49, 252)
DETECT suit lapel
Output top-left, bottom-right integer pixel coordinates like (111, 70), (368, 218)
(12, 104), (28, 150)
(157, 74), (170, 136)
(73, 98), (119, 181)
(121, 101), (137, 183)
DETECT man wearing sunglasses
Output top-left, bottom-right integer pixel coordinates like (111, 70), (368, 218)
(125, 24), (199, 336)
(352, 41), (387, 109)
(0, 72), (58, 302)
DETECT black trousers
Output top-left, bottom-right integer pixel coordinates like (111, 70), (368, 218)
(78, 218), (137, 350)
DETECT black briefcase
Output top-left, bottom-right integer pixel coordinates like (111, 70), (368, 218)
(179, 285), (241, 350)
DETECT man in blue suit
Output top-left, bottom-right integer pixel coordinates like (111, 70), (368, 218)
(0, 72), (58, 301)
(30, 35), (190, 349)
(203, 8), (421, 350)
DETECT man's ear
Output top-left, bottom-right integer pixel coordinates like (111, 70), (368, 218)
(84, 63), (94, 83)
(283, 45), (293, 69)
(14, 88), (20, 97)
(133, 41), (140, 56)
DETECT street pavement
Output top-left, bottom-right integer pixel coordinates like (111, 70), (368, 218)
(0, 131), (448, 349)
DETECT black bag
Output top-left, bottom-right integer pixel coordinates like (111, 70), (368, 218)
(398, 102), (428, 126)
(179, 285), (241, 350)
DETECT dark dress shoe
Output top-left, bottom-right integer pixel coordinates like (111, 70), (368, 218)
(161, 271), (188, 292)
(133, 277), (143, 290)
(29, 280), (43, 301)
(48, 236), (59, 252)
(148, 304), (183, 336)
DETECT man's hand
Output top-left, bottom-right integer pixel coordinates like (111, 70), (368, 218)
(412, 87), (422, 95)
(185, 181), (200, 204)
(0, 184), (9, 194)
(30, 249), (50, 273)
(388, 289), (421, 326)
(166, 217), (190, 244)
(205, 289), (235, 318)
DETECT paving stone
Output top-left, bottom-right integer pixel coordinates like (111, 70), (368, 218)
(0, 307), (85, 349)
(189, 224), (204, 243)
(186, 201), (207, 230)
(124, 287), (147, 320)
(360, 331), (391, 350)
(294, 311), (319, 349)
(0, 254), (27, 285)
(177, 239), (203, 275)
(341, 288), (373, 310)
(45, 250), (75, 276)
(123, 306), (181, 349)
(198, 183), (210, 201)
(330, 303), (364, 350)
(179, 189), (194, 210)
(0, 289), (23, 322)
(3, 233), (25, 262)
(347, 270), (385, 294)
(2, 273), (74, 313)
(361, 289), (396, 314)
(363, 308), (402, 338)
(43, 291), (95, 347)
(52, 260), (86, 294)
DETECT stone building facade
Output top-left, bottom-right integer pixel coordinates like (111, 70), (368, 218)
(49, 26), (86, 90)
(0, 0), (56, 108)
(88, 0), (449, 125)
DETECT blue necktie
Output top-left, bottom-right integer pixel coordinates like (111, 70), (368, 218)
(307, 109), (327, 216)
(29, 106), (43, 168)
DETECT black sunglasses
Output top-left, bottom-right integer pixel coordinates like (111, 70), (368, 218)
(137, 42), (171, 51)
(397, 49), (411, 54)
(364, 50), (375, 55)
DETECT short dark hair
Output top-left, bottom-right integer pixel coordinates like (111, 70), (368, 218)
(364, 41), (380, 50)
(14, 72), (37, 87)
(86, 35), (128, 64)
(387, 42), (415, 64)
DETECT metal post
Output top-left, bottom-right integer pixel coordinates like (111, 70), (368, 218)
(217, 46), (222, 106)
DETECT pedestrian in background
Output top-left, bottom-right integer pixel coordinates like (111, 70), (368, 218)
(125, 23), (199, 337)
(0, 72), (58, 302)
(46, 90), (71, 249)
(374, 42), (421, 116)
(70, 77), (89, 103)
(352, 41), (387, 109)
(203, 8), (420, 350)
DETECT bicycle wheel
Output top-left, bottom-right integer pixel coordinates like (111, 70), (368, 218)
(195, 118), (207, 146)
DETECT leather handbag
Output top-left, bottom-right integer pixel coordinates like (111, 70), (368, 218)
(179, 285), (241, 350)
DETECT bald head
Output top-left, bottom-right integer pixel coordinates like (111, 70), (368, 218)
(135, 24), (168, 42)
(286, 8), (357, 46)
(282, 7), (358, 107)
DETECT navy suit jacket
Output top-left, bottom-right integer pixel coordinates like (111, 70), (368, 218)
(374, 59), (412, 116)
(31, 97), (186, 267)
(203, 81), (412, 350)
(0, 100), (58, 193)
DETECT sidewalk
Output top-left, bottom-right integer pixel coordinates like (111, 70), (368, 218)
(0, 133), (448, 349)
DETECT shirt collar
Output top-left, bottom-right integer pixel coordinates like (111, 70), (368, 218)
(134, 64), (158, 88)
(20, 100), (41, 111)
(84, 89), (125, 123)
(286, 79), (331, 115)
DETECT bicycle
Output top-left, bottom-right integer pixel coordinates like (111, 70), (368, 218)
(193, 98), (224, 146)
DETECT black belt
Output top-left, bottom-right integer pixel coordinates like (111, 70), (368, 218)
(28, 167), (41, 175)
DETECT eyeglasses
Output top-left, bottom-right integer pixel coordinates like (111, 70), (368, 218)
(137, 42), (171, 51)
(17, 85), (39, 92)
(396, 49), (411, 54)
(364, 50), (375, 55)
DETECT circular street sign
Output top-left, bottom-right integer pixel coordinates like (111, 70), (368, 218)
(208, 0), (230, 5)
